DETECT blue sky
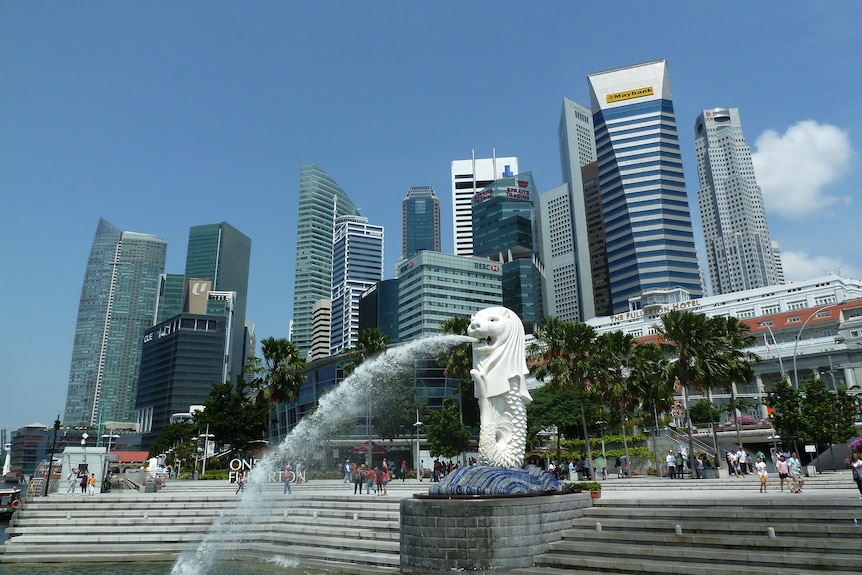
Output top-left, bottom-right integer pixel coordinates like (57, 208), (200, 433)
(2, 3), (860, 432)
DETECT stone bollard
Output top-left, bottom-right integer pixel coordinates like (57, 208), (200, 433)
(353, 512), (358, 520)
(595, 522), (602, 532)
(674, 524), (682, 535)
(767, 527), (776, 539)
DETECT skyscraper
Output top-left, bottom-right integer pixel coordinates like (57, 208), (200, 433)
(588, 60), (703, 312)
(538, 98), (599, 322)
(184, 222), (251, 382)
(472, 172), (544, 331)
(694, 107), (781, 295)
(292, 164), (360, 359)
(402, 186), (440, 258)
(330, 215), (384, 355)
(64, 218), (167, 426)
(451, 152), (518, 256)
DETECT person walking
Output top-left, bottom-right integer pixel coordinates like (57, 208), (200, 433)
(756, 456), (768, 493)
(365, 467), (377, 494)
(235, 471), (245, 495)
(283, 465), (292, 495)
(850, 453), (862, 498)
(400, 459), (407, 482)
(775, 454), (792, 492)
(788, 452), (804, 493)
(342, 460), (351, 483)
(87, 473), (97, 495)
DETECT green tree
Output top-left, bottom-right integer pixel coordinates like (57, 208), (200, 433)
(526, 381), (599, 464)
(529, 318), (601, 469)
(193, 379), (269, 448)
(248, 337), (306, 442)
(596, 330), (635, 467)
(765, 377), (803, 450)
(344, 328), (390, 465)
(688, 398), (722, 426)
(424, 398), (470, 459)
(626, 342), (673, 472)
(148, 420), (196, 459)
(439, 316), (478, 430)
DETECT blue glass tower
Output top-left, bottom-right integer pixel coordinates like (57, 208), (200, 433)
(588, 60), (703, 313)
(64, 218), (167, 426)
(402, 186), (440, 258)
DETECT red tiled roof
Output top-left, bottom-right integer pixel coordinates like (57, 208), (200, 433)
(113, 451), (150, 463)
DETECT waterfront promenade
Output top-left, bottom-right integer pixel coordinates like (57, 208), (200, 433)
(2, 470), (860, 574)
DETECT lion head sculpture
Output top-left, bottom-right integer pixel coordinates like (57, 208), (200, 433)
(468, 306), (531, 402)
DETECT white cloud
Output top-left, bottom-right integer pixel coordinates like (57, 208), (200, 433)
(752, 120), (853, 219)
(780, 250), (862, 283)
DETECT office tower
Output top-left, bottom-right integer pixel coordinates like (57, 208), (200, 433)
(358, 279), (400, 344)
(292, 164), (360, 359)
(307, 299), (332, 363)
(330, 215), (384, 355)
(694, 107), (780, 295)
(771, 241), (785, 284)
(588, 60), (703, 313)
(582, 162), (613, 317)
(137, 302), (233, 450)
(184, 222), (251, 383)
(472, 172), (544, 332)
(396, 251), (502, 342)
(64, 218), (167, 426)
(538, 98), (599, 322)
(155, 273), (186, 324)
(402, 186), (440, 258)
(451, 152), (518, 256)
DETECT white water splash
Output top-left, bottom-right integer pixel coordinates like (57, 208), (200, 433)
(170, 334), (471, 575)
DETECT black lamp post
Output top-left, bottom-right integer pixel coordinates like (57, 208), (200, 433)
(43, 415), (61, 497)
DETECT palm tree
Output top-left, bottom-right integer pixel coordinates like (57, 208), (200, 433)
(596, 330), (635, 473)
(439, 316), (477, 432)
(529, 318), (600, 475)
(250, 337), (306, 443)
(627, 342), (673, 474)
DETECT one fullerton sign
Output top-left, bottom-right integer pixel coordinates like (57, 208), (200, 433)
(606, 86), (654, 103)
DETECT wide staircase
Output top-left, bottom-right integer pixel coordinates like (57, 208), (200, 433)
(1, 480), (408, 574)
(511, 478), (862, 575)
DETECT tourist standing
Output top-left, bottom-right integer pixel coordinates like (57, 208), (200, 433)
(850, 453), (862, 498)
(66, 468), (79, 494)
(666, 450), (676, 479)
(235, 471), (245, 494)
(400, 459), (407, 482)
(79, 470), (89, 495)
(756, 456), (768, 493)
(343, 460), (351, 483)
(87, 473), (97, 495)
(365, 467), (376, 494)
(353, 465), (366, 494)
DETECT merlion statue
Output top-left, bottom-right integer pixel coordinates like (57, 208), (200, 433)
(468, 306), (532, 469)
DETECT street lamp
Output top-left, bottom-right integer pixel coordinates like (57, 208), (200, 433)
(198, 424), (214, 478)
(413, 410), (423, 482)
(762, 323), (786, 381)
(43, 416), (61, 496)
(792, 304), (838, 389)
(81, 432), (89, 465)
(596, 420), (607, 459)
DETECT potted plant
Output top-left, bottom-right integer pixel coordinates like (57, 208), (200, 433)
(578, 481), (602, 499)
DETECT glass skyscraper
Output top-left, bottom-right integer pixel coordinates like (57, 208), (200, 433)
(330, 215), (384, 355)
(64, 218), (167, 426)
(694, 107), (781, 295)
(184, 222), (251, 383)
(472, 172), (544, 331)
(292, 164), (360, 359)
(402, 186), (440, 258)
(588, 60), (703, 313)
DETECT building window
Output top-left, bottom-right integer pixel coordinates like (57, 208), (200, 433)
(788, 316), (801, 323)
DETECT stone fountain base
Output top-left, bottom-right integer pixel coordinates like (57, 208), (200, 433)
(400, 490), (591, 572)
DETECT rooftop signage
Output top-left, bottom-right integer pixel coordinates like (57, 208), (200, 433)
(606, 86), (654, 103)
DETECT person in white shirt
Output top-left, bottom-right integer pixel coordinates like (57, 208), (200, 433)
(756, 457), (768, 493)
(666, 450), (676, 479)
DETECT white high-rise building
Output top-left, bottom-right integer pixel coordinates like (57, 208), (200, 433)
(694, 107), (780, 295)
(451, 151), (518, 256)
(537, 98), (598, 322)
(330, 215), (384, 355)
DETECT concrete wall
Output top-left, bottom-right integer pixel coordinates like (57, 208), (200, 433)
(400, 492), (591, 572)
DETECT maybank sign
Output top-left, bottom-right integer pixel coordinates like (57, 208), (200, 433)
(606, 86), (654, 103)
